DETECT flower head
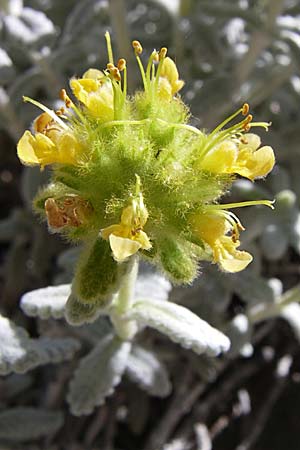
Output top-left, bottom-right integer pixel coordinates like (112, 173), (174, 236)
(16, 34), (276, 288)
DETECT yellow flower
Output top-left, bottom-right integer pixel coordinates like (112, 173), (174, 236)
(191, 212), (252, 272)
(70, 69), (114, 120)
(235, 133), (275, 180)
(17, 112), (82, 169)
(158, 57), (184, 100)
(101, 194), (151, 262)
(198, 133), (275, 181)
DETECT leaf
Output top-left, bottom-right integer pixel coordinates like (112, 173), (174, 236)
(281, 303), (300, 342)
(135, 265), (172, 302)
(65, 292), (104, 326)
(0, 314), (80, 375)
(229, 271), (276, 306)
(0, 408), (63, 442)
(20, 284), (71, 319)
(30, 337), (81, 364)
(226, 314), (253, 357)
(128, 300), (230, 356)
(67, 334), (131, 415)
(126, 345), (171, 397)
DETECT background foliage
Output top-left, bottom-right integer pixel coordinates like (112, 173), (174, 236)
(1, 0), (300, 449)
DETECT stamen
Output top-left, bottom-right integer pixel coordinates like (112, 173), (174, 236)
(132, 40), (147, 91)
(242, 114), (253, 131)
(117, 58), (126, 71)
(159, 47), (167, 60)
(152, 51), (159, 63)
(106, 63), (114, 71)
(242, 103), (249, 116)
(249, 122), (272, 131)
(60, 89), (74, 108)
(210, 105), (244, 137)
(132, 40), (143, 55)
(105, 31), (114, 65)
(23, 96), (68, 130)
(210, 200), (275, 210)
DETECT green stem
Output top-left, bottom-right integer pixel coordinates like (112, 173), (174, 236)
(117, 256), (138, 314)
(110, 256), (139, 340)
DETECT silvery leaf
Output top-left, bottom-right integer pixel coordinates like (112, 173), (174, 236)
(0, 314), (79, 375)
(67, 334), (131, 415)
(0, 408), (63, 442)
(229, 271), (276, 306)
(281, 303), (300, 342)
(135, 266), (172, 302)
(128, 300), (230, 356)
(20, 284), (71, 319)
(126, 345), (171, 397)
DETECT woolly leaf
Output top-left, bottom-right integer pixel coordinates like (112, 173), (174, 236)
(135, 266), (172, 302)
(74, 238), (125, 304)
(0, 408), (63, 441)
(226, 314), (253, 357)
(126, 345), (171, 397)
(281, 303), (300, 342)
(159, 237), (198, 284)
(20, 284), (71, 319)
(229, 271), (276, 306)
(65, 292), (105, 326)
(128, 300), (230, 356)
(0, 315), (80, 375)
(67, 334), (131, 415)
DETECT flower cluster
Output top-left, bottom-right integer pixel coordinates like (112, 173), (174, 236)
(17, 33), (275, 303)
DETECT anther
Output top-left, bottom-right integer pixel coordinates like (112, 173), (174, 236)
(117, 58), (126, 71)
(112, 67), (121, 81)
(107, 63), (114, 70)
(152, 50), (159, 62)
(60, 89), (73, 108)
(242, 114), (253, 131)
(159, 47), (167, 60)
(132, 40), (143, 54)
(242, 103), (249, 116)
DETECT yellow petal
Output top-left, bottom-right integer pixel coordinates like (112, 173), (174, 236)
(83, 68), (105, 80)
(213, 236), (252, 272)
(136, 230), (152, 250)
(235, 146), (275, 180)
(57, 131), (82, 165)
(239, 133), (261, 151)
(199, 141), (238, 173)
(218, 250), (253, 273)
(159, 57), (184, 98)
(109, 234), (141, 262)
(190, 213), (227, 244)
(17, 130), (40, 166)
(101, 224), (125, 240)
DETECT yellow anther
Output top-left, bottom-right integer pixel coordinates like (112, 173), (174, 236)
(242, 114), (253, 131)
(152, 51), (159, 62)
(112, 67), (121, 82)
(159, 47), (168, 60)
(106, 63), (114, 71)
(117, 58), (126, 71)
(132, 40), (143, 54)
(60, 89), (73, 108)
(242, 103), (250, 116)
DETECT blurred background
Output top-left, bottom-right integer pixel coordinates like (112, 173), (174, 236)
(1, 0), (300, 449)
